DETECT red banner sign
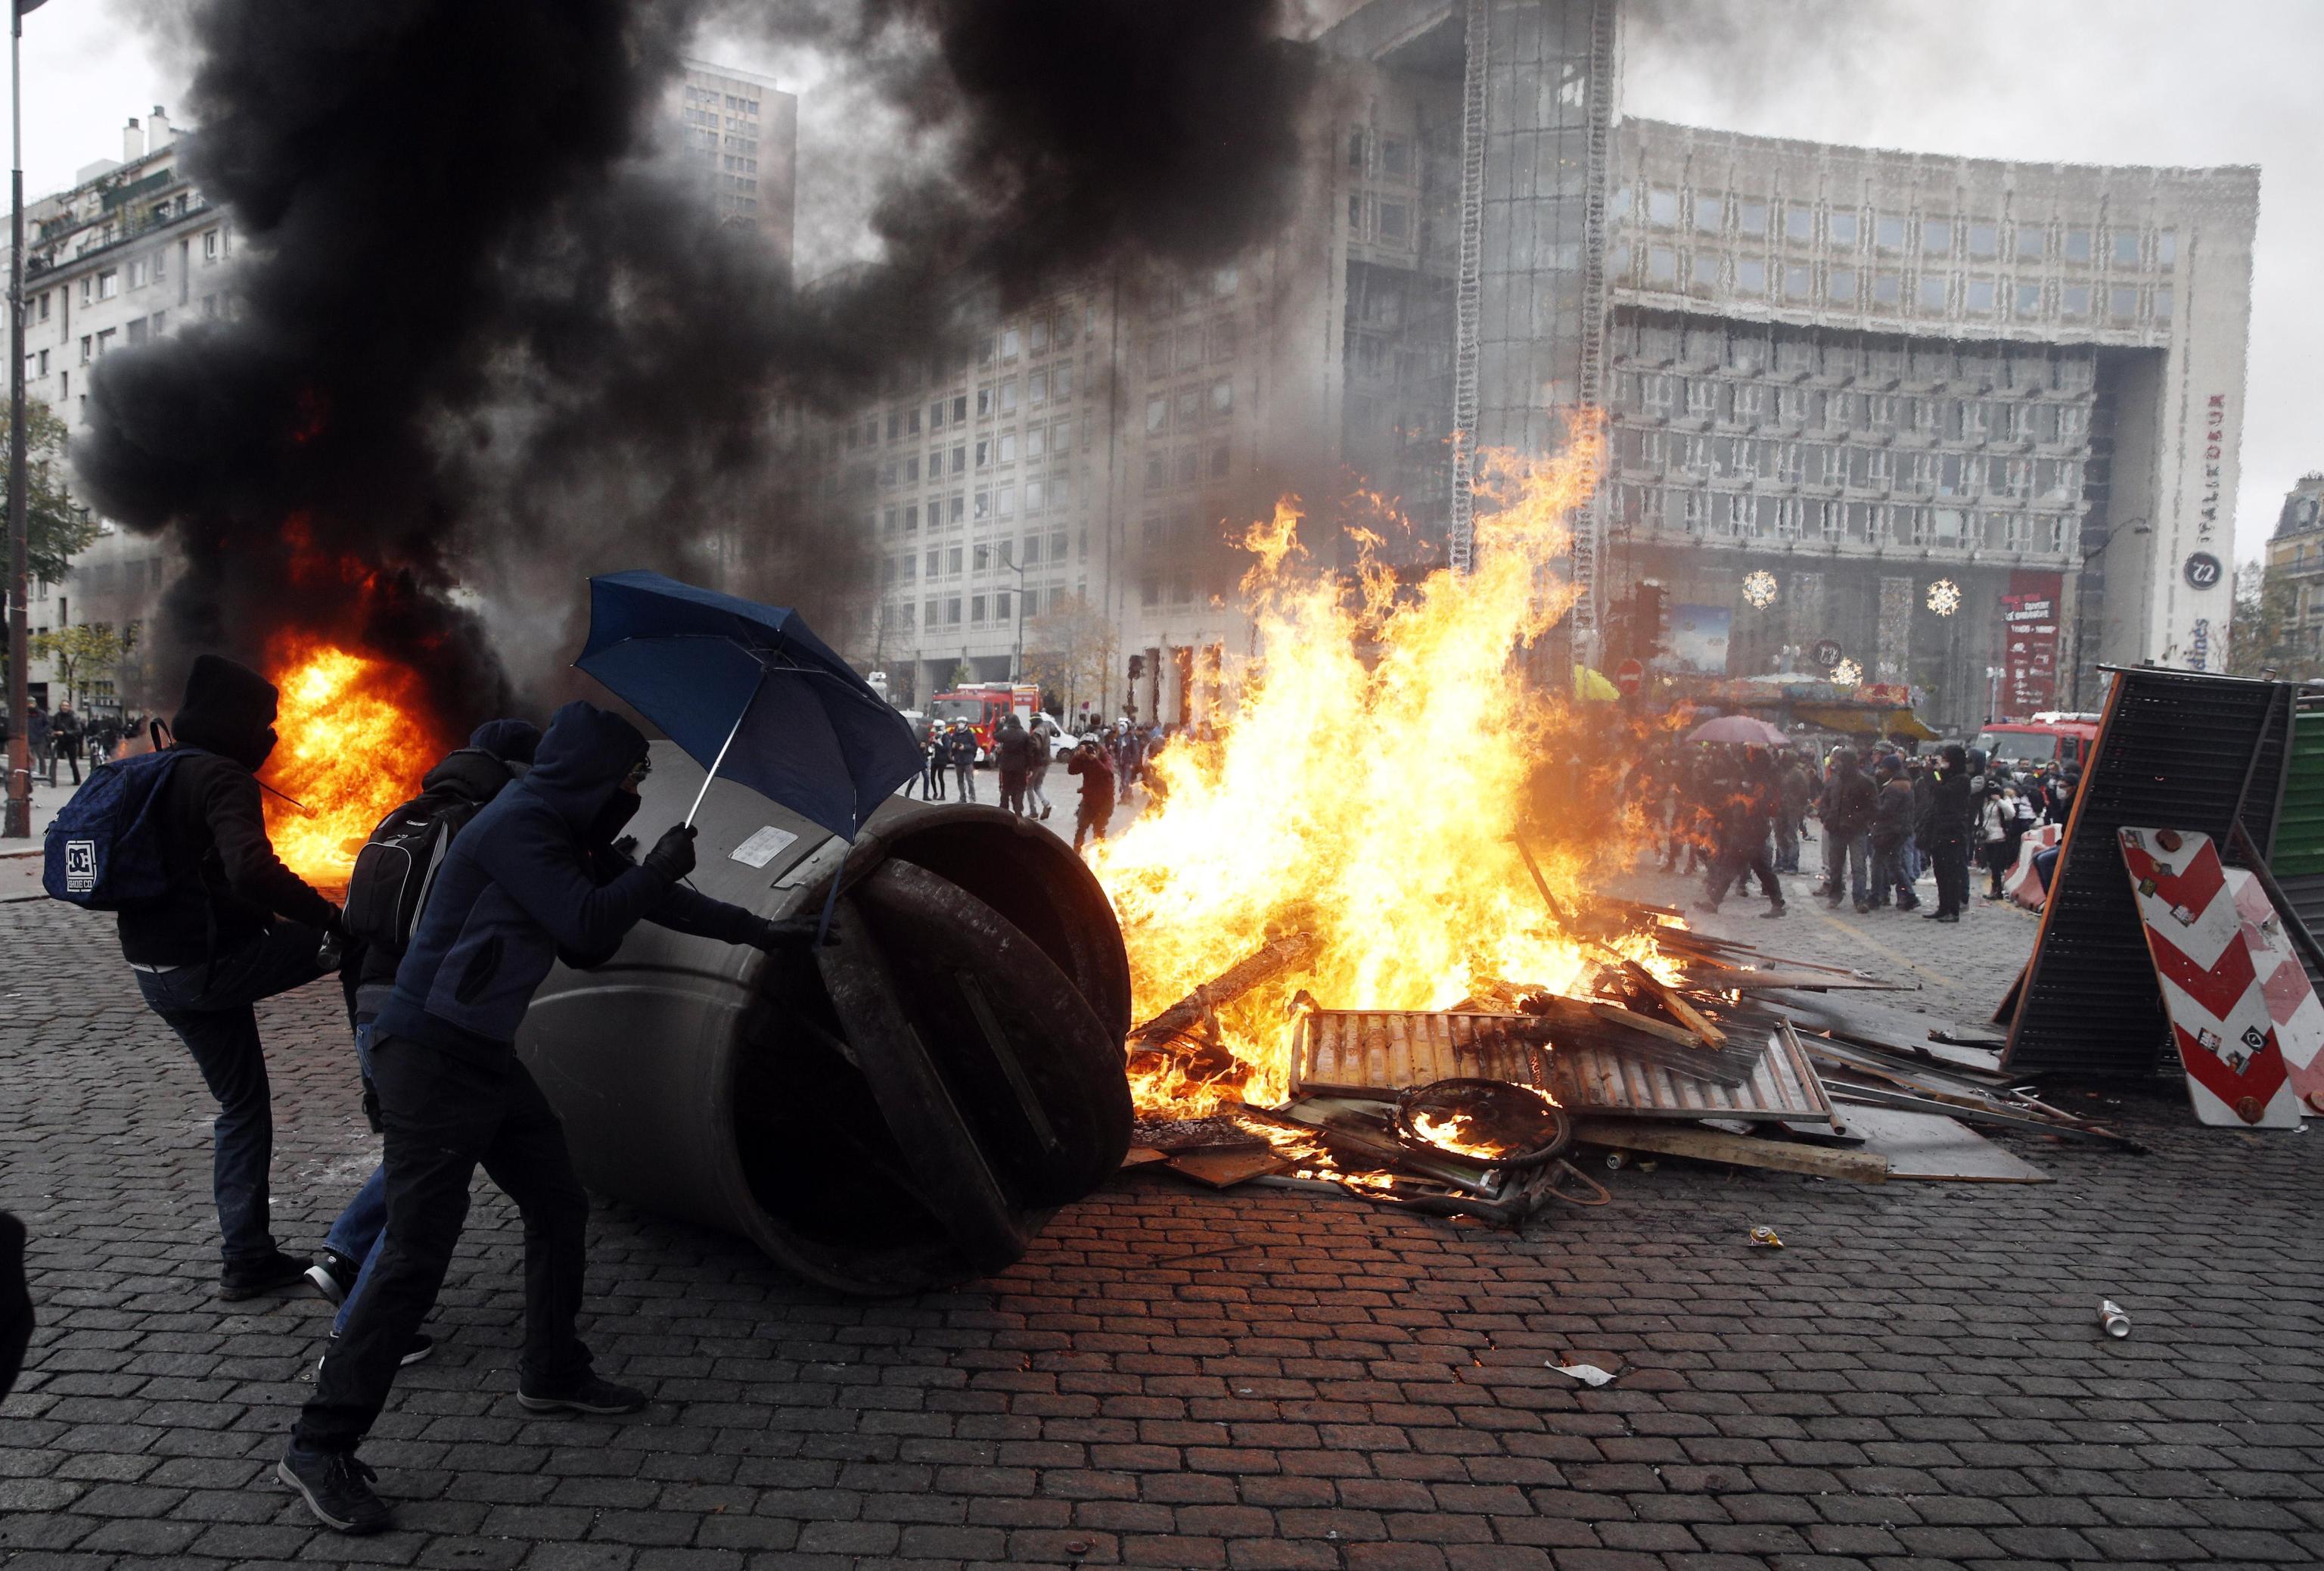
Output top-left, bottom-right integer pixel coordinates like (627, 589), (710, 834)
(1999, 571), (2064, 718)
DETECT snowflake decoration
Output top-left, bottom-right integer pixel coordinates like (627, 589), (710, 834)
(1925, 577), (1963, 617)
(1831, 658), (1863, 687)
(1741, 570), (1779, 609)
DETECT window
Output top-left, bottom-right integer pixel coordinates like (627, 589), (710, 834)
(1381, 136), (1411, 178)
(1872, 272), (1902, 308)
(1784, 206), (1814, 243)
(1735, 259), (1766, 295)
(946, 598), (962, 626)
(952, 395), (968, 423)
(1694, 194), (1723, 233)
(1210, 379), (1233, 418)
(1922, 218), (1953, 256)
(1966, 279), (1996, 314)
(1828, 210), (1859, 247)
(1736, 201), (1767, 238)
(1025, 425), (1045, 460)
(2014, 282), (2043, 317)
(2158, 229), (2177, 266)
(907, 407), (921, 436)
(998, 431), (1018, 462)
(2111, 229), (2141, 266)
(2064, 227), (2092, 263)
(904, 504), (920, 533)
(36, 349), (46, 375)
(1146, 395), (1168, 434)
(1378, 201), (1409, 242)
(2015, 226), (2045, 262)
(1025, 478), (1045, 512)
(1876, 213), (1906, 252)
(129, 259), (148, 288)
(1968, 222), (1998, 260)
(1918, 275), (1948, 312)
(2108, 285), (2139, 321)
(974, 438), (990, 468)
(1647, 246), (1676, 285)
(973, 490), (990, 520)
(1176, 389), (1199, 425)
(2061, 284), (2091, 317)
(1000, 379), (1018, 413)
(1210, 443), (1230, 479)
(998, 484), (1016, 518)
(946, 546), (963, 574)
(2155, 284), (2175, 322)
(95, 327), (115, 354)
(1782, 263), (1811, 300)
(1647, 188), (1679, 226)
(1209, 320), (1238, 362)
(1027, 371), (1047, 407)
(976, 387), (993, 417)
(98, 270), (119, 299)
(203, 229), (220, 261)
(79, 334), (91, 365)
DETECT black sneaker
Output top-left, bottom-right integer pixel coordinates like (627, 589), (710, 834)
(318, 1330), (434, 1373)
(278, 1444), (390, 1535)
(219, 1250), (311, 1301)
(305, 1249), (359, 1308)
(517, 1372), (648, 1414)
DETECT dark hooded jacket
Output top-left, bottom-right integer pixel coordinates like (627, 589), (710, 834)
(374, 701), (760, 1064)
(993, 718), (1034, 775)
(1870, 772), (1914, 849)
(117, 654), (340, 966)
(1817, 753), (1878, 838)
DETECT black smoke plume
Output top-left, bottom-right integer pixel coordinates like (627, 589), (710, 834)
(74, 0), (1315, 724)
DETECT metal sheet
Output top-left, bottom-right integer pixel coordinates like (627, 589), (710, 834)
(2003, 668), (2297, 1077)
(1290, 1009), (1831, 1124)
(1550, 1022), (1833, 1124)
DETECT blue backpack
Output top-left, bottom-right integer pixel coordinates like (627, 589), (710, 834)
(42, 746), (207, 910)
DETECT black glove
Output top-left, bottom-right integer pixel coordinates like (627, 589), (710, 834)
(750, 913), (838, 950)
(643, 823), (698, 882)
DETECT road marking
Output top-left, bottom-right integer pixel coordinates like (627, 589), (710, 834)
(1797, 897), (1959, 989)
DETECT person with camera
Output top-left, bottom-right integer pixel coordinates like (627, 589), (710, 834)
(281, 701), (821, 1535)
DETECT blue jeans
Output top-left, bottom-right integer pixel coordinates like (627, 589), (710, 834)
(135, 922), (331, 1268)
(1822, 829), (1870, 905)
(322, 1021), (389, 1334)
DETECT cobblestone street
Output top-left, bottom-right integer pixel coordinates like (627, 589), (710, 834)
(8, 897), (2324, 1570)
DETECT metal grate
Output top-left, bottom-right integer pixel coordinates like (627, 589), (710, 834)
(2003, 668), (2295, 1076)
(1548, 1024), (1833, 1123)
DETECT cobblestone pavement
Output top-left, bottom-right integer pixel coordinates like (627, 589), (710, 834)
(9, 899), (2324, 1571)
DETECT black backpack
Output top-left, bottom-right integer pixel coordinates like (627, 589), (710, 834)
(341, 788), (486, 957)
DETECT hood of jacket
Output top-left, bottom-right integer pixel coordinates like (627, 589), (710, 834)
(421, 746), (520, 804)
(520, 701), (648, 835)
(468, 718), (541, 767)
(171, 653), (279, 771)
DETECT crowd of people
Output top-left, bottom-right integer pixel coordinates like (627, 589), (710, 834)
(1641, 738), (2077, 923)
(0, 697), (154, 787)
(912, 711), (1193, 854)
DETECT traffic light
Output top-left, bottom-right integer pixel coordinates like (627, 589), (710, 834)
(1127, 654), (1145, 680)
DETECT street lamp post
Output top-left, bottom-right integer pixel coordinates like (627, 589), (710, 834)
(2071, 515), (2150, 709)
(4, 2), (35, 838)
(1006, 559), (1026, 684)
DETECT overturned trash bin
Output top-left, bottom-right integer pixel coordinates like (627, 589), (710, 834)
(517, 742), (1133, 1296)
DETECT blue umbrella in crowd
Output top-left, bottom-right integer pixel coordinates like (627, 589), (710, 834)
(575, 571), (921, 929)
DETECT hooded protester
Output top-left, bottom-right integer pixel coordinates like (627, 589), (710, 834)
(126, 655), (344, 1300)
(1816, 747), (1878, 913)
(284, 701), (819, 1535)
(50, 703), (83, 786)
(1925, 742), (1973, 922)
(993, 713), (1034, 817)
(304, 719), (545, 1361)
(1868, 758), (1921, 912)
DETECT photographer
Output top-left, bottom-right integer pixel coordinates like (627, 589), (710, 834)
(1066, 733), (1115, 852)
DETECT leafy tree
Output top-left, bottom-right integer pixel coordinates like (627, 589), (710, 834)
(2, 400), (97, 586)
(1022, 593), (1118, 723)
(30, 623), (127, 708)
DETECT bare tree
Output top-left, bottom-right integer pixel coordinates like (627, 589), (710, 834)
(1022, 593), (1117, 724)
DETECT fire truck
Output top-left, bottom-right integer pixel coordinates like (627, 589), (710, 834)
(925, 683), (1043, 764)
(1974, 711), (2102, 771)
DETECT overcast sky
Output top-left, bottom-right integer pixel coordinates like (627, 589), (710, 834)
(17, 0), (2318, 564)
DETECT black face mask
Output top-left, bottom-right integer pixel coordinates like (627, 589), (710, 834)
(589, 788), (642, 846)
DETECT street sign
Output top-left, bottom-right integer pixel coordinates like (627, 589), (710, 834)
(1613, 658), (1643, 696)
(1813, 639), (1842, 669)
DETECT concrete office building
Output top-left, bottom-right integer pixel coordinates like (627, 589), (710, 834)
(840, 0), (2258, 736)
(675, 61), (799, 266)
(11, 110), (219, 714)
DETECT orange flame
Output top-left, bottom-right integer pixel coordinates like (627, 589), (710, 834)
(262, 635), (452, 888)
(1092, 420), (1667, 1114)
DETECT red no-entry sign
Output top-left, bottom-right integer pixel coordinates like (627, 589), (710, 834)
(1614, 658), (1644, 696)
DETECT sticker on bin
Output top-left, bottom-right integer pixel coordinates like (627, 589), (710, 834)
(731, 826), (800, 868)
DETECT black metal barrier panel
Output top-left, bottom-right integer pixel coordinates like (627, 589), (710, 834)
(2002, 668), (2294, 1077)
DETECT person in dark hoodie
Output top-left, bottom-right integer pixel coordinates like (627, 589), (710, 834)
(281, 701), (816, 1535)
(1925, 742), (1973, 922)
(1815, 747), (1877, 913)
(1867, 758), (1921, 912)
(126, 655), (343, 1300)
(993, 713), (1033, 817)
(303, 719), (543, 1362)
